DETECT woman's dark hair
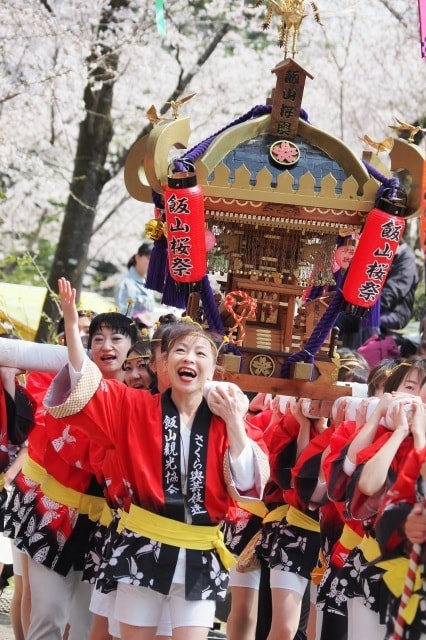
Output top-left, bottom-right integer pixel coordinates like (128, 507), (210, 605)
(127, 242), (153, 270)
(367, 358), (401, 397)
(124, 339), (152, 363)
(123, 339), (156, 390)
(88, 312), (138, 348)
(338, 366), (369, 384)
(383, 356), (426, 393)
(56, 309), (97, 339)
(337, 347), (370, 382)
(150, 314), (180, 357)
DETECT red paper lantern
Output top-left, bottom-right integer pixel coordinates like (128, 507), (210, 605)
(164, 170), (207, 283)
(342, 195), (406, 316)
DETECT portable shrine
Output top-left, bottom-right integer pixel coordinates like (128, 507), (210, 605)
(124, 7), (425, 400)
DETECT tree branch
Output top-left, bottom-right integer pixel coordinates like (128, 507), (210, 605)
(376, 0), (408, 28)
(113, 21), (231, 173)
(38, 0), (54, 14)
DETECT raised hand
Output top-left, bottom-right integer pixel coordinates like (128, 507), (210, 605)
(57, 277), (85, 371)
(58, 277), (78, 329)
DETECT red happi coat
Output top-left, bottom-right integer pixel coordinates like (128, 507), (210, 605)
(374, 449), (426, 639)
(9, 372), (105, 574)
(321, 420), (367, 556)
(5, 373), (52, 542)
(266, 413), (319, 509)
(46, 375), (267, 524)
(16, 431), (105, 574)
(45, 362), (269, 599)
(0, 376), (35, 473)
(0, 382), (10, 473)
(249, 409), (273, 432)
(347, 430), (414, 523)
(292, 426), (336, 511)
(265, 416), (327, 578)
(324, 417), (414, 522)
(375, 446), (426, 558)
(322, 419), (358, 504)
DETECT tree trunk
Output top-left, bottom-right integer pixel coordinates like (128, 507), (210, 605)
(35, 10), (230, 343)
(35, 0), (127, 342)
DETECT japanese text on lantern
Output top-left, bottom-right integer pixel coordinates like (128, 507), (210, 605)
(357, 218), (404, 304)
(166, 192), (193, 278)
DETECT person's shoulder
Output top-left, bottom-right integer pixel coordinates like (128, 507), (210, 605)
(114, 272), (133, 294)
(398, 242), (416, 260)
(121, 386), (159, 405)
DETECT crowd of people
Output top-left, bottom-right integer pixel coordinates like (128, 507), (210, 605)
(0, 237), (424, 640)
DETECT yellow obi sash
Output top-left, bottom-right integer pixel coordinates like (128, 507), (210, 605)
(340, 524), (363, 551)
(263, 504), (289, 524)
(99, 503), (114, 527)
(286, 505), (320, 533)
(358, 535), (381, 562)
(310, 524), (363, 586)
(22, 457), (47, 484)
(375, 556), (423, 625)
(40, 474), (106, 523)
(237, 500), (268, 519)
(118, 504), (236, 570)
(0, 473), (4, 492)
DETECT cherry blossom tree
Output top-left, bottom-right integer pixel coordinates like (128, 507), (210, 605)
(0, 0), (424, 340)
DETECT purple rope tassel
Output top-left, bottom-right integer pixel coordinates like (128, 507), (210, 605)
(162, 270), (188, 308)
(146, 191), (168, 294)
(363, 160), (400, 203)
(200, 276), (225, 335)
(146, 235), (167, 293)
(281, 285), (345, 379)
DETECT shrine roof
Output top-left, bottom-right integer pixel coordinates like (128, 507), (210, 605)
(219, 133), (349, 193)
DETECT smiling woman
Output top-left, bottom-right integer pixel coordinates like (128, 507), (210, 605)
(42, 278), (270, 640)
(123, 339), (155, 390)
(87, 312), (138, 381)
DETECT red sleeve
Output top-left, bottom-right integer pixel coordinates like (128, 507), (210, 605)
(248, 409), (273, 431)
(380, 447), (425, 509)
(323, 420), (357, 502)
(266, 415), (300, 489)
(44, 411), (107, 480)
(354, 426), (392, 465)
(347, 435), (414, 522)
(243, 419), (269, 456)
(375, 447), (426, 557)
(50, 378), (146, 449)
(292, 426), (334, 510)
(0, 382), (9, 471)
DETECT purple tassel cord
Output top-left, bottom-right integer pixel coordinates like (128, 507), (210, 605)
(161, 269), (188, 309)
(146, 190), (168, 294)
(172, 106), (310, 173)
(200, 275), (225, 335)
(280, 286), (345, 379)
(146, 235), (168, 294)
(362, 160), (402, 206)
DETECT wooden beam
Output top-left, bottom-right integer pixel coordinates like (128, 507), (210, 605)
(218, 372), (353, 400)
